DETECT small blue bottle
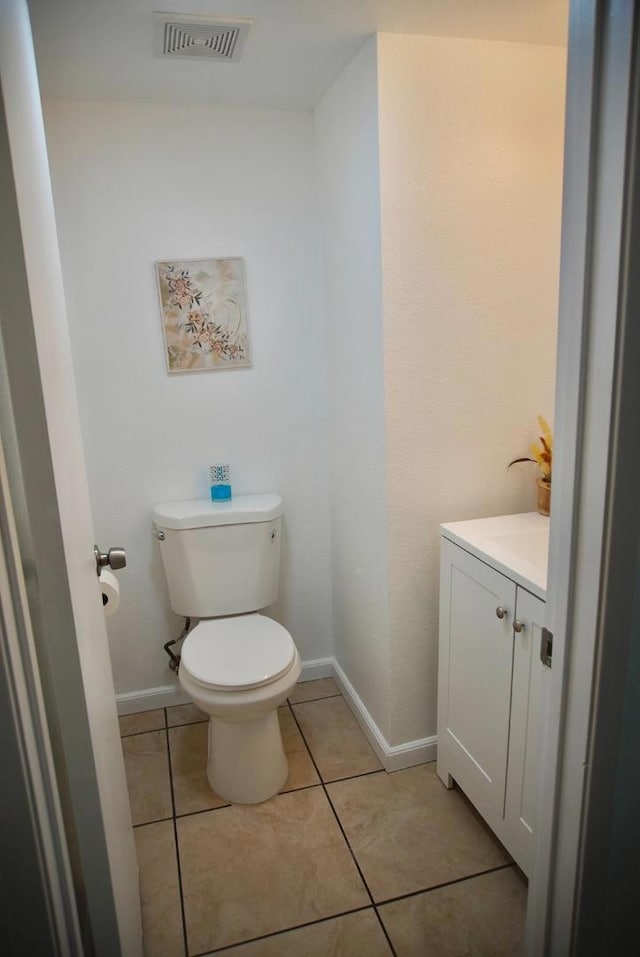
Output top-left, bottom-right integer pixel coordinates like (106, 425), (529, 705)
(210, 464), (232, 501)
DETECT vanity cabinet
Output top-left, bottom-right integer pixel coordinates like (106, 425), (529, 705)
(436, 516), (549, 876)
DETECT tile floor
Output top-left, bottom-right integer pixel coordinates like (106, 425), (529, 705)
(120, 678), (527, 956)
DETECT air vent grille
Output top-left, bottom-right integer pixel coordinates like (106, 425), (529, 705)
(154, 13), (251, 62)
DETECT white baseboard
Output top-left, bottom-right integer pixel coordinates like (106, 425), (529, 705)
(116, 656), (437, 774)
(116, 683), (191, 715)
(298, 657), (334, 681)
(332, 660), (437, 772)
(116, 656), (335, 715)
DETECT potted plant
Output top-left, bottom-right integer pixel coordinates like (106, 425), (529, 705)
(509, 416), (552, 516)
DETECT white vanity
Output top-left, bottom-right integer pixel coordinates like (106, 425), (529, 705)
(436, 512), (550, 876)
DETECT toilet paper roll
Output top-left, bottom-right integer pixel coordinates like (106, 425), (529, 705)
(99, 569), (120, 617)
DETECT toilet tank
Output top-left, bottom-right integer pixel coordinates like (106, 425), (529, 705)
(152, 494), (283, 618)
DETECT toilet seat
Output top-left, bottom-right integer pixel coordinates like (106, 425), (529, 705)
(181, 614), (296, 691)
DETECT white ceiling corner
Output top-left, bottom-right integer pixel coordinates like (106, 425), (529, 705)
(27, 0), (568, 110)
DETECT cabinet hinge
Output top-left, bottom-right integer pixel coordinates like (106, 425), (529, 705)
(541, 627), (553, 668)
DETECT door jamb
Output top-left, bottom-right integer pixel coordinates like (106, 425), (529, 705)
(526, 1), (638, 952)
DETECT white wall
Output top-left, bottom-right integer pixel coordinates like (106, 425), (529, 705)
(314, 33), (565, 752)
(314, 38), (392, 739)
(377, 34), (566, 744)
(43, 99), (333, 697)
(44, 33), (565, 749)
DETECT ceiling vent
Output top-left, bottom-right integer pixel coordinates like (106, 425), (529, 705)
(153, 13), (251, 62)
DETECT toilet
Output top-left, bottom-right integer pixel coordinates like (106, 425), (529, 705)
(152, 494), (301, 804)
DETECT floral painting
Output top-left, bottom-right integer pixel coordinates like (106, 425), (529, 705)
(156, 258), (251, 373)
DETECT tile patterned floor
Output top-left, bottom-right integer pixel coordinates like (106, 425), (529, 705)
(121, 677), (527, 956)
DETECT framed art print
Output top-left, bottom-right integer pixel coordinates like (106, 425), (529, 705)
(156, 257), (252, 373)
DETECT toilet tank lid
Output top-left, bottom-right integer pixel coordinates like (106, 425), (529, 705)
(153, 494), (283, 530)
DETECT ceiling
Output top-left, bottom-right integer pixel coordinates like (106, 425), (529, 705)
(28, 0), (568, 110)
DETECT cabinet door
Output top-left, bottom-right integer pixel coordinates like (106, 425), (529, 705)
(505, 588), (546, 871)
(438, 539), (516, 816)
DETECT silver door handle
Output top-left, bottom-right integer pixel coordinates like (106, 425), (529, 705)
(495, 605), (508, 620)
(513, 619), (524, 633)
(94, 545), (127, 576)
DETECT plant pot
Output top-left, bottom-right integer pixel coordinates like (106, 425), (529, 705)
(536, 478), (551, 516)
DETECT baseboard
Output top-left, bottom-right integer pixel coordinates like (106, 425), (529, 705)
(331, 660), (437, 772)
(116, 683), (191, 715)
(298, 657), (334, 682)
(116, 657), (437, 773)
(116, 656), (334, 715)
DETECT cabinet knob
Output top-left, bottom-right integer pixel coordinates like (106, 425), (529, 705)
(495, 605), (507, 620)
(513, 619), (524, 633)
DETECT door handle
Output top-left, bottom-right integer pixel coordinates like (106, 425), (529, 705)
(94, 545), (127, 576)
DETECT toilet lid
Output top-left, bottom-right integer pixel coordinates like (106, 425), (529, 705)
(181, 614), (296, 691)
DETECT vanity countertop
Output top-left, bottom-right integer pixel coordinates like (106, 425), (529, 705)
(440, 512), (549, 600)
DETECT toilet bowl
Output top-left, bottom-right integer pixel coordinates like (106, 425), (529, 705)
(178, 613), (301, 803)
(153, 493), (300, 805)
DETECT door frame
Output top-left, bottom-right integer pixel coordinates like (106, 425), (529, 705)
(526, 1), (638, 952)
(0, 1), (141, 954)
(573, 6), (640, 948)
(2, 0), (638, 951)
(0, 434), (84, 956)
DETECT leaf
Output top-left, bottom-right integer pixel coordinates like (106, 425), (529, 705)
(538, 415), (553, 450)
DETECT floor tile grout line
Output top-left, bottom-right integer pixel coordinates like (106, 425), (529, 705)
(325, 767), (385, 785)
(170, 816), (190, 957)
(286, 704), (398, 957)
(166, 719), (208, 731)
(188, 904), (376, 956)
(133, 817), (516, 906)
(171, 780), (323, 821)
(120, 695), (343, 737)
(372, 904), (398, 957)
(119, 726), (167, 739)
(164, 770), (383, 826)
(120, 717), (210, 737)
(155, 748), (386, 826)
(287, 691), (342, 706)
(286, 703), (519, 954)
(317, 787), (397, 954)
(164, 719), (190, 957)
(375, 861), (519, 909)
(132, 814), (175, 829)
(163, 710), (175, 817)
(122, 691), (341, 730)
(173, 803), (231, 820)
(285, 701), (383, 787)
(160, 771), (379, 825)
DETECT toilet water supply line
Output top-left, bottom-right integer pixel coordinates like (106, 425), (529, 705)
(163, 617), (190, 672)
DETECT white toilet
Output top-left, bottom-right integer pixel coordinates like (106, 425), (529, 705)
(152, 494), (301, 804)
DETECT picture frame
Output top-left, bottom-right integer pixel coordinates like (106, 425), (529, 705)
(155, 257), (252, 373)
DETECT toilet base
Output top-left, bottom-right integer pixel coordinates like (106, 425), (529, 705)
(207, 710), (288, 804)
(177, 642), (301, 805)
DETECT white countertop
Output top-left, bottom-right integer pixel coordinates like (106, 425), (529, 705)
(441, 512), (549, 600)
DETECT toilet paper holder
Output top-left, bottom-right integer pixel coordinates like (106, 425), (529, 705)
(94, 545), (127, 577)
